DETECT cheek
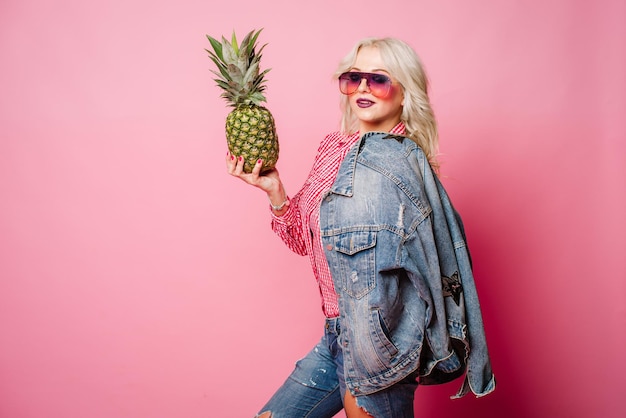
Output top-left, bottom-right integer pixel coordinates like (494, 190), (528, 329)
(348, 96), (360, 110)
(391, 89), (405, 110)
(393, 87), (404, 104)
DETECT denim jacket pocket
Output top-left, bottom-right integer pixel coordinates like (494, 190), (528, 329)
(370, 308), (399, 360)
(333, 230), (377, 299)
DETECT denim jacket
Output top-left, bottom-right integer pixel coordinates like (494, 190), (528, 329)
(319, 132), (496, 398)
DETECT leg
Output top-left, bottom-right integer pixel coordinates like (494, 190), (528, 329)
(343, 391), (374, 418)
(255, 338), (343, 418)
(345, 371), (420, 418)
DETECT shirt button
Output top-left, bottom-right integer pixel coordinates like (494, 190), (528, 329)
(326, 244), (333, 251)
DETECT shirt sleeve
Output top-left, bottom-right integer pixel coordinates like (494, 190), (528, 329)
(269, 132), (341, 257)
(270, 192), (308, 256)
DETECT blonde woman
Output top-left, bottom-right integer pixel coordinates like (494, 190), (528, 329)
(227, 37), (495, 417)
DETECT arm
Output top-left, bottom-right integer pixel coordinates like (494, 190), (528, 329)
(225, 151), (308, 255)
(225, 131), (341, 256)
(269, 193), (307, 255)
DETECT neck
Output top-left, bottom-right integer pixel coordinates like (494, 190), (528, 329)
(359, 118), (401, 134)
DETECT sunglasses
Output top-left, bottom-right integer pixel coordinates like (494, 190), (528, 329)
(338, 71), (393, 98)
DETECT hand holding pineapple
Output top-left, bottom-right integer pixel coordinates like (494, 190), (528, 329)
(206, 29), (279, 174)
(224, 150), (289, 212)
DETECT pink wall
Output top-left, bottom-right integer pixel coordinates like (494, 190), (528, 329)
(1, 0), (624, 417)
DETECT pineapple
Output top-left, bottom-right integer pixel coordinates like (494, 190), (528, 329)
(206, 29), (279, 173)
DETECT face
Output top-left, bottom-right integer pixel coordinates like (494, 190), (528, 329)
(343, 46), (404, 133)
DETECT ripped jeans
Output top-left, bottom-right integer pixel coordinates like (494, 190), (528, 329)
(256, 317), (419, 418)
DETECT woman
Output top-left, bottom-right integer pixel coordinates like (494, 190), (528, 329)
(226, 37), (495, 418)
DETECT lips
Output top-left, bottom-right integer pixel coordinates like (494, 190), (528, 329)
(356, 98), (375, 108)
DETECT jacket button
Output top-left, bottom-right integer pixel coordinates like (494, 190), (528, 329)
(326, 244), (333, 251)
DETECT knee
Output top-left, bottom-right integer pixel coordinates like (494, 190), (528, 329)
(256, 412), (272, 418)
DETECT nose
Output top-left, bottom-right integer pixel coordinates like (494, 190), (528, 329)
(357, 77), (370, 93)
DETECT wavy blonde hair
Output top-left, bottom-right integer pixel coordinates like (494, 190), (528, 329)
(335, 37), (439, 169)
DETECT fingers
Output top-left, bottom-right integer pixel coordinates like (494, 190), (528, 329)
(233, 155), (246, 176)
(225, 151), (264, 184)
(225, 151), (237, 175)
(251, 158), (264, 176)
(224, 151), (282, 196)
(225, 151), (246, 176)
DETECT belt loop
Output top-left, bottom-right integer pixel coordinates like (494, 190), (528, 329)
(325, 317), (340, 334)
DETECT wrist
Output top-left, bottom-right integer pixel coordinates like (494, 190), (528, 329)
(268, 195), (290, 212)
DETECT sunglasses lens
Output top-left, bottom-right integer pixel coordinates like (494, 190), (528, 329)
(339, 72), (363, 95)
(338, 72), (392, 97)
(368, 74), (391, 97)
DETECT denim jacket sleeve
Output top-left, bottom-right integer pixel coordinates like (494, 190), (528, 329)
(409, 139), (496, 398)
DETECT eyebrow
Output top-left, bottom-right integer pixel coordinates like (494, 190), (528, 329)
(350, 67), (390, 74)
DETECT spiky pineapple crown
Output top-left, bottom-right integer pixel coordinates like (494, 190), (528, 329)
(206, 29), (271, 107)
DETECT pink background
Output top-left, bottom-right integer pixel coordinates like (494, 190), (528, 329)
(1, 0), (624, 417)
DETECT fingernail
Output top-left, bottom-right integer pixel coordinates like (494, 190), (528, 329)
(238, 156), (243, 162)
(231, 155), (235, 161)
(257, 159), (262, 164)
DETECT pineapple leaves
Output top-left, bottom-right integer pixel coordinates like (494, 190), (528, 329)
(205, 35), (223, 61)
(205, 28), (270, 106)
(230, 31), (239, 55)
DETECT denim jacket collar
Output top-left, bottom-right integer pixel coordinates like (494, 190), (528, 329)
(330, 131), (384, 197)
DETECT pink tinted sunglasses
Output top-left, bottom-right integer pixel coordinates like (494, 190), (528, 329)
(338, 71), (393, 98)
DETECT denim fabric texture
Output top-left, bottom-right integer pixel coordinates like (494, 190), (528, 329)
(257, 318), (418, 418)
(257, 317), (420, 417)
(256, 319), (343, 418)
(319, 132), (496, 398)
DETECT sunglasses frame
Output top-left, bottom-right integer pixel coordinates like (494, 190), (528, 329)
(338, 71), (394, 98)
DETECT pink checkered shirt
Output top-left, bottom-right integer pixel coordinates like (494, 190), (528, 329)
(271, 123), (407, 317)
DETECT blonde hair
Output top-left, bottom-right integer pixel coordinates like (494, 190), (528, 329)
(335, 37), (440, 169)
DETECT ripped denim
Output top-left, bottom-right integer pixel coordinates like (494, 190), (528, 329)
(256, 318), (418, 418)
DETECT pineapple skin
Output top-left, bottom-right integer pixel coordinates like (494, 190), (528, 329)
(226, 104), (278, 173)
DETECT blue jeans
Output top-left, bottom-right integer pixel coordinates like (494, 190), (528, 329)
(257, 318), (419, 418)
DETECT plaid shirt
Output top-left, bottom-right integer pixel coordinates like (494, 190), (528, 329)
(271, 123), (406, 317)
